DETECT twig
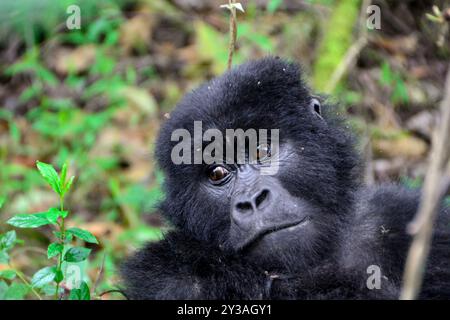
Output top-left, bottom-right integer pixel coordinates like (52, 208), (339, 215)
(227, 0), (237, 70)
(222, 0), (239, 70)
(400, 63), (450, 300)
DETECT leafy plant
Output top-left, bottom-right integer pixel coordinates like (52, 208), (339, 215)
(0, 230), (34, 300)
(6, 161), (98, 300)
(5, 47), (58, 89)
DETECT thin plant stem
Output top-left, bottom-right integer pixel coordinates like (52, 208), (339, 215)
(400, 64), (450, 299)
(227, 0), (238, 70)
(54, 195), (66, 300)
(9, 264), (42, 300)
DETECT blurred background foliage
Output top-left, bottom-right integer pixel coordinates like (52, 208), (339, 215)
(0, 0), (449, 299)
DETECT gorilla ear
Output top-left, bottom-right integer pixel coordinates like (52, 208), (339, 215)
(308, 97), (324, 120)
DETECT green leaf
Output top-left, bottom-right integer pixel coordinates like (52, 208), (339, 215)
(31, 266), (56, 288)
(0, 250), (8, 264)
(0, 270), (16, 280)
(62, 176), (75, 197)
(36, 161), (61, 195)
(64, 247), (91, 262)
(47, 243), (64, 259)
(380, 62), (393, 86)
(7, 213), (54, 228)
(53, 231), (62, 239)
(5, 283), (28, 300)
(67, 228), (98, 244)
(60, 163), (68, 187)
(393, 77), (409, 104)
(0, 231), (17, 249)
(65, 233), (73, 243)
(44, 207), (68, 221)
(59, 210), (69, 219)
(0, 197), (5, 209)
(36, 65), (58, 86)
(69, 281), (90, 300)
(45, 208), (61, 224)
(55, 269), (64, 283)
(54, 231), (72, 242)
(59, 163), (75, 197)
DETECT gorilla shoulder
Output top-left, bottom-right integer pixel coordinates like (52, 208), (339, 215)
(339, 185), (421, 272)
(339, 184), (450, 298)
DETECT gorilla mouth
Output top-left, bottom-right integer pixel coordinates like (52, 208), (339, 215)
(239, 216), (311, 251)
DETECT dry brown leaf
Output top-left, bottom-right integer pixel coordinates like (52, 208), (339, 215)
(372, 102), (401, 129)
(120, 86), (158, 116)
(52, 45), (96, 75)
(119, 13), (153, 53)
(373, 35), (418, 55)
(91, 121), (159, 182)
(373, 135), (428, 159)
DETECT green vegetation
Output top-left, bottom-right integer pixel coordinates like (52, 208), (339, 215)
(3, 161), (96, 299)
(312, 0), (361, 92)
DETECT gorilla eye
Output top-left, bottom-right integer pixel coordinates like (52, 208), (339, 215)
(209, 166), (230, 183)
(256, 143), (271, 162)
(309, 98), (322, 118)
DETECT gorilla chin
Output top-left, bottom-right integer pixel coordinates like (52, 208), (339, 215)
(243, 216), (318, 271)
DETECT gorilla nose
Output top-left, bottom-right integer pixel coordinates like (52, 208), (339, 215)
(233, 189), (271, 215)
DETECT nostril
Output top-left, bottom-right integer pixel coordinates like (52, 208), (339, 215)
(255, 189), (270, 208)
(236, 201), (253, 213)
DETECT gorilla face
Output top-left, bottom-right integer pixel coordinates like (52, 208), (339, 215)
(196, 135), (347, 270)
(201, 141), (321, 260)
(225, 144), (327, 270)
(156, 58), (358, 270)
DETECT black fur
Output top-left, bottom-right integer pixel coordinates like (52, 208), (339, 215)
(121, 57), (450, 299)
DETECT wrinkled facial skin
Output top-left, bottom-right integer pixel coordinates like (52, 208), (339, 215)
(198, 141), (340, 270)
(156, 58), (357, 271)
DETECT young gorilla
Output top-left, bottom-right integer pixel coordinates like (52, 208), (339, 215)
(121, 57), (450, 299)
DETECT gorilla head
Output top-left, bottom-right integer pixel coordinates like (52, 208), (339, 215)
(155, 57), (358, 271)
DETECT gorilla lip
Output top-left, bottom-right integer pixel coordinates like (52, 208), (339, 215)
(239, 216), (310, 251)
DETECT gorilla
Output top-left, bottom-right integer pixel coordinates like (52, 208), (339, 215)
(121, 57), (450, 299)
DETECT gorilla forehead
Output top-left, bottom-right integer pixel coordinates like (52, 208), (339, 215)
(164, 57), (313, 131)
